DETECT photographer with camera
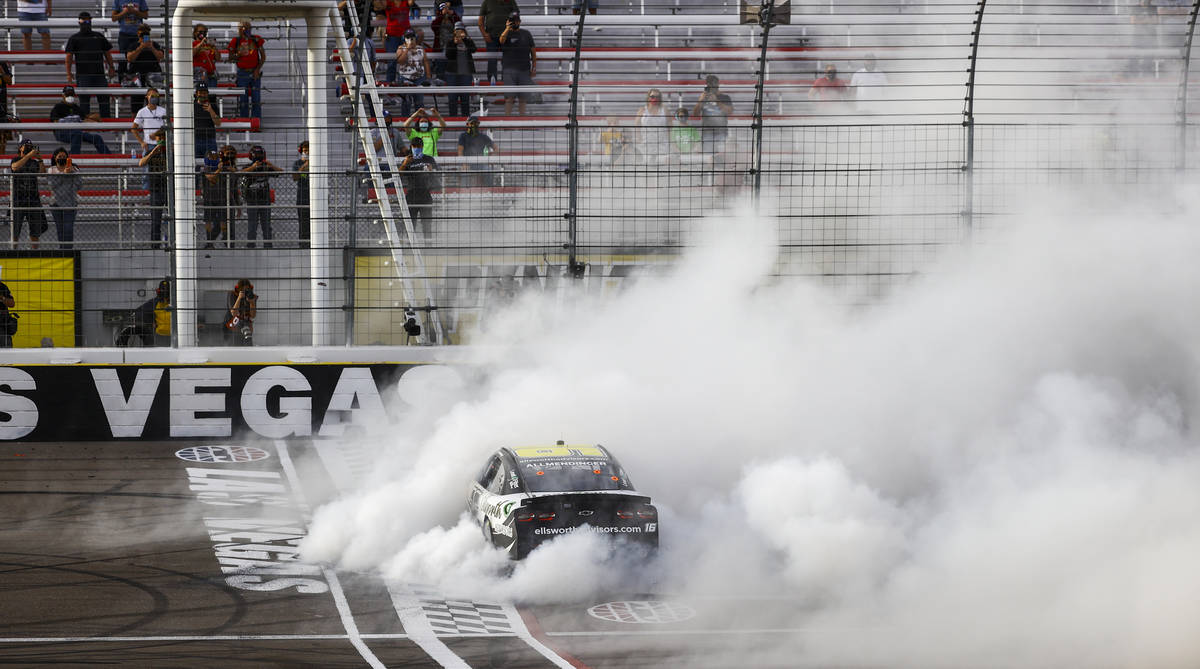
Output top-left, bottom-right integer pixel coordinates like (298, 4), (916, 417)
(10, 139), (48, 248)
(499, 12), (537, 116)
(200, 148), (239, 247)
(239, 145), (282, 248)
(691, 74), (733, 154)
(225, 279), (258, 346)
(394, 28), (433, 116)
(111, 0), (149, 83)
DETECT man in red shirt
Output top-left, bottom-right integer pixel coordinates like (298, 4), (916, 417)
(808, 63), (849, 102)
(227, 21), (266, 119)
(374, 0), (415, 85)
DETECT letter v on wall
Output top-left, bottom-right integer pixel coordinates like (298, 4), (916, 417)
(91, 368), (164, 438)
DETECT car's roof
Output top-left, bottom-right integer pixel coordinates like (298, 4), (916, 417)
(500, 444), (613, 462)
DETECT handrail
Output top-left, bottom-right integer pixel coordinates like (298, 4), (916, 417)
(1177, 0), (1200, 171)
(963, 0), (987, 235)
(567, 3), (588, 280)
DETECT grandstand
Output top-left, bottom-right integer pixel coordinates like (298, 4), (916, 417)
(0, 0), (1196, 348)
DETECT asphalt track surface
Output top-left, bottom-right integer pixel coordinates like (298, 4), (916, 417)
(0, 439), (805, 668)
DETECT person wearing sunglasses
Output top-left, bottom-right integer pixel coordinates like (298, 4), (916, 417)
(635, 87), (672, 160)
(192, 23), (219, 87)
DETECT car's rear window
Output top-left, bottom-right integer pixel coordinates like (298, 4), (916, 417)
(520, 459), (632, 493)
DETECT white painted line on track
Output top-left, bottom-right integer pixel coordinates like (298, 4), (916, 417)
(505, 605), (583, 669)
(0, 635), (410, 643)
(546, 628), (807, 636)
(387, 588), (472, 669)
(276, 440), (388, 669)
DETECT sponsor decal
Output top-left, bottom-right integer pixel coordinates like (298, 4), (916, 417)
(645, 522), (657, 532)
(513, 446), (605, 459)
(491, 521), (514, 538)
(588, 601), (696, 624)
(0, 364), (423, 441)
(479, 498), (515, 520)
(534, 525), (643, 536)
(175, 445), (270, 463)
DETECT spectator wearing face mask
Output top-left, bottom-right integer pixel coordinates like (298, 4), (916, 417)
(228, 21), (267, 120)
(395, 28), (433, 116)
(400, 136), (438, 240)
(239, 145), (283, 248)
(64, 11), (116, 118)
(46, 148), (80, 248)
(126, 24), (165, 95)
(457, 114), (497, 186)
(111, 0), (149, 83)
(430, 3), (462, 81)
(194, 82), (222, 157)
(500, 12), (537, 116)
(443, 22), (477, 117)
(478, 0), (518, 85)
(292, 141), (310, 247)
(202, 145), (242, 247)
(50, 85), (110, 154)
(131, 88), (167, 155)
(404, 107), (446, 157)
(808, 63), (850, 102)
(192, 24), (220, 88)
(375, 0), (416, 85)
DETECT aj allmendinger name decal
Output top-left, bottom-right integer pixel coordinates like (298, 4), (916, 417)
(0, 364), (423, 441)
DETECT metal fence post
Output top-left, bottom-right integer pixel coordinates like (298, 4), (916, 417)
(566, 6), (587, 279)
(963, 0), (987, 235)
(1177, 1), (1200, 172)
(751, 0), (775, 201)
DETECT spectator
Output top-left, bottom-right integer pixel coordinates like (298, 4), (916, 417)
(850, 55), (889, 111)
(64, 12), (116, 119)
(443, 22), (477, 117)
(192, 23), (220, 87)
(808, 63), (849, 101)
(0, 60), (11, 155)
(9, 140), (49, 249)
(18, 0), (52, 51)
(194, 82), (222, 157)
(573, 0), (598, 15)
(369, 112), (403, 168)
(46, 148), (81, 249)
(431, 2), (462, 80)
(395, 28), (433, 116)
(349, 26), (378, 76)
(478, 0), (518, 85)
(225, 279), (257, 346)
(131, 88), (167, 155)
(691, 74), (733, 153)
(50, 85), (110, 154)
(670, 107), (700, 155)
(400, 136), (438, 239)
(292, 141), (310, 247)
(375, 0), (416, 85)
(500, 12), (537, 116)
(202, 145), (242, 247)
(635, 88), (671, 158)
(0, 279), (13, 348)
(457, 114), (497, 186)
(116, 279), (170, 347)
(404, 107), (446, 156)
(240, 144), (282, 248)
(111, 0), (148, 84)
(138, 128), (169, 247)
(125, 23), (164, 116)
(228, 21), (266, 120)
(598, 116), (631, 163)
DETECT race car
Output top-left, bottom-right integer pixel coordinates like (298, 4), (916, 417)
(467, 442), (659, 559)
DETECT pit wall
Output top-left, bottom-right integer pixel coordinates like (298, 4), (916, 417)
(0, 347), (469, 441)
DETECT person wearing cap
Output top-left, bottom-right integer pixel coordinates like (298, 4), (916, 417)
(374, 0), (416, 85)
(478, 0), (518, 85)
(443, 22), (477, 117)
(10, 140), (49, 249)
(194, 82), (222, 157)
(395, 28), (433, 117)
(400, 136), (438, 240)
(457, 115), (497, 186)
(228, 21), (267, 120)
(431, 3), (462, 79)
(64, 11), (116, 119)
(500, 12), (537, 116)
(691, 74), (733, 153)
(111, 0), (149, 83)
(17, 0), (52, 51)
(50, 85), (110, 154)
(192, 24), (220, 88)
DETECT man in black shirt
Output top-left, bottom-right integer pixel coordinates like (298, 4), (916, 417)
(64, 11), (116, 118)
(193, 82), (221, 157)
(499, 12), (537, 115)
(401, 136), (438, 240)
(239, 144), (282, 248)
(9, 140), (48, 248)
(50, 85), (109, 154)
(457, 115), (497, 187)
(125, 23), (164, 87)
(0, 280), (14, 348)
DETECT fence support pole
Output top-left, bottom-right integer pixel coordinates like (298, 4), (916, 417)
(751, 0), (776, 201)
(566, 7), (587, 278)
(963, 0), (987, 235)
(1176, 0), (1200, 172)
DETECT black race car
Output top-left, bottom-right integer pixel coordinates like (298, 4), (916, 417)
(467, 442), (659, 559)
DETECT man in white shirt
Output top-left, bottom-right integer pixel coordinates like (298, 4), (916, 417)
(18, 0), (52, 51)
(130, 87), (167, 153)
(850, 54), (889, 113)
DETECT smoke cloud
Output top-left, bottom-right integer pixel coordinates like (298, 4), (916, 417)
(303, 186), (1200, 666)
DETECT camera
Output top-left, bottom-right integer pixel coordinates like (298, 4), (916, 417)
(239, 324), (252, 342)
(402, 309), (421, 337)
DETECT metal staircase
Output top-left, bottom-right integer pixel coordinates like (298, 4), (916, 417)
(334, 1), (442, 344)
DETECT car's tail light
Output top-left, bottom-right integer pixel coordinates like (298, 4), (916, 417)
(616, 509), (634, 520)
(536, 511), (556, 522)
(514, 509), (535, 522)
(637, 506), (657, 520)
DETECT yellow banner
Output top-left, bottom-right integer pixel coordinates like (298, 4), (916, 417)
(1, 256), (76, 348)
